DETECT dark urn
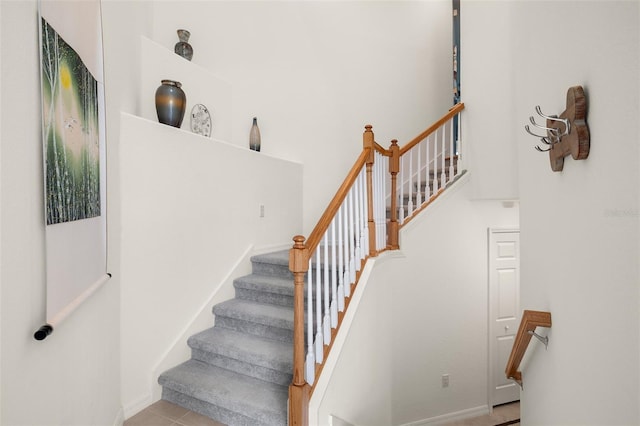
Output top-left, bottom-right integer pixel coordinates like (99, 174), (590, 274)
(155, 79), (186, 128)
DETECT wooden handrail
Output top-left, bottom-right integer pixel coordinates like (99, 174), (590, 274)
(399, 102), (465, 156)
(373, 141), (390, 155)
(304, 149), (371, 254)
(505, 310), (552, 386)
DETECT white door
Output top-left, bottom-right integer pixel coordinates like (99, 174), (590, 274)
(489, 229), (520, 407)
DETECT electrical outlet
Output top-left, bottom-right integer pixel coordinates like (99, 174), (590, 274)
(442, 374), (449, 388)
(259, 204), (265, 218)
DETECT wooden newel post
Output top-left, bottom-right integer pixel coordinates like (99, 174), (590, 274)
(388, 139), (400, 249)
(289, 235), (310, 426)
(363, 125), (376, 256)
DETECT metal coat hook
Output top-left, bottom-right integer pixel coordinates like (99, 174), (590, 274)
(524, 85), (590, 171)
(524, 124), (553, 143)
(535, 105), (571, 135)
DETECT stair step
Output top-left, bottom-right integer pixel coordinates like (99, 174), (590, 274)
(250, 250), (292, 279)
(189, 327), (293, 386)
(160, 359), (288, 426)
(213, 299), (294, 343)
(234, 274), (294, 307)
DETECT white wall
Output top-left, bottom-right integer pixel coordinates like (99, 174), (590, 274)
(461, 1), (519, 201)
(0, 1), (508, 424)
(149, 0), (453, 233)
(0, 1), (123, 424)
(118, 113), (303, 415)
(464, 0), (640, 423)
(390, 176), (518, 424)
(508, 2), (639, 424)
(311, 176), (519, 425)
(310, 255), (395, 426)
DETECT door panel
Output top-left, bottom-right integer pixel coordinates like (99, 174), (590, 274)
(489, 230), (520, 406)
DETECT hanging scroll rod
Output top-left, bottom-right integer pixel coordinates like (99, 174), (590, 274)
(33, 273), (112, 341)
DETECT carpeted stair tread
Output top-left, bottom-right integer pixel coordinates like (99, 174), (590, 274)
(250, 250), (290, 265)
(213, 299), (293, 330)
(159, 359), (287, 426)
(189, 327), (293, 374)
(234, 274), (294, 296)
(249, 250), (292, 279)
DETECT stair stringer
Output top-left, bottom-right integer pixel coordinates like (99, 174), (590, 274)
(149, 243), (292, 405)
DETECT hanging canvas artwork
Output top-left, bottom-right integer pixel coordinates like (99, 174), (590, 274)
(41, 18), (101, 225)
(36, 0), (109, 340)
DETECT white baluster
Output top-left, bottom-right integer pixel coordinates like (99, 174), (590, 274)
(398, 155), (405, 224)
(353, 178), (362, 270)
(360, 170), (366, 259)
(407, 150), (413, 215)
(449, 117), (455, 180)
(382, 155), (388, 248)
(305, 258), (315, 384)
(416, 142), (422, 207)
(441, 124), (447, 189)
(457, 111), (463, 170)
(348, 188), (356, 285)
(375, 155), (381, 250)
(432, 131), (439, 194)
(360, 169), (368, 260)
(337, 204), (345, 311)
(376, 154), (385, 250)
(356, 173), (363, 259)
(314, 248), (323, 363)
(343, 199), (352, 297)
(425, 134), (431, 200)
(322, 232), (330, 345)
(330, 220), (338, 327)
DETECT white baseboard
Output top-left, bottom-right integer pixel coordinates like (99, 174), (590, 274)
(123, 393), (154, 420)
(329, 414), (355, 426)
(400, 405), (489, 426)
(112, 406), (125, 426)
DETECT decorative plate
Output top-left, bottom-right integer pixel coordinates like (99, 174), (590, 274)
(190, 104), (212, 137)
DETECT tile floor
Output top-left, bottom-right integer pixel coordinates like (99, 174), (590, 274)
(125, 400), (519, 426)
(444, 401), (520, 426)
(123, 400), (225, 426)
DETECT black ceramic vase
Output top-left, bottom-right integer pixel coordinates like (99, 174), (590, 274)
(174, 29), (193, 61)
(155, 80), (186, 128)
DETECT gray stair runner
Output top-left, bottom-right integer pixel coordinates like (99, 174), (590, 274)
(159, 250), (294, 426)
(388, 161), (463, 219)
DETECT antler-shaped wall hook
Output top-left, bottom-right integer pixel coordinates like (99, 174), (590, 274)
(525, 85), (590, 172)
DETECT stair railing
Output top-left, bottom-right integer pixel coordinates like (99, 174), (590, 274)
(505, 310), (552, 387)
(288, 103), (465, 426)
(395, 103), (465, 228)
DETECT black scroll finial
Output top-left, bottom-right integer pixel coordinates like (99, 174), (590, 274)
(34, 324), (53, 341)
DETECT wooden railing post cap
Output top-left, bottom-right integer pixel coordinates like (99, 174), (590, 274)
(364, 124), (373, 132)
(290, 235), (309, 273)
(391, 139), (398, 146)
(292, 235), (306, 248)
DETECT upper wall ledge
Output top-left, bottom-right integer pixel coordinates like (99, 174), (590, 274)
(139, 36), (233, 143)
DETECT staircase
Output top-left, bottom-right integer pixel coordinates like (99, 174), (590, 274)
(158, 105), (465, 426)
(390, 158), (462, 220)
(158, 250), (294, 426)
